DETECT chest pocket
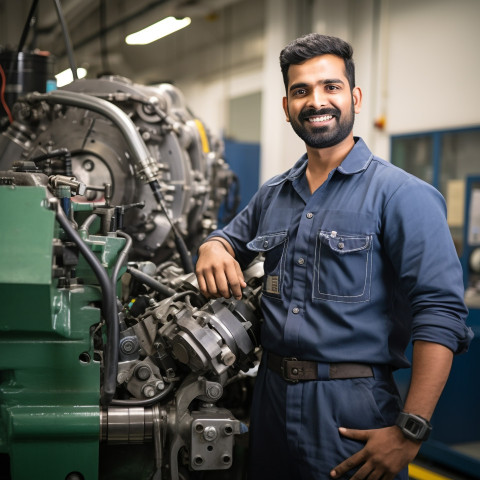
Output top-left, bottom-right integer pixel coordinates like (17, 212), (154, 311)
(247, 231), (288, 298)
(313, 230), (372, 303)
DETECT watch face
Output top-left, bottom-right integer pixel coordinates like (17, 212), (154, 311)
(405, 418), (424, 436)
(396, 412), (432, 441)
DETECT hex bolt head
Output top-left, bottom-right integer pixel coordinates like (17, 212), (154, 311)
(135, 365), (151, 380)
(142, 385), (156, 398)
(203, 426), (218, 441)
(206, 384), (221, 399)
(120, 339), (136, 354)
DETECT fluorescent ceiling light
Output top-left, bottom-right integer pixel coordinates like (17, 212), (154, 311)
(125, 16), (191, 45)
(55, 67), (87, 87)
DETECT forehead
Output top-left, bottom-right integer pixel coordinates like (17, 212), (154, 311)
(287, 54), (347, 88)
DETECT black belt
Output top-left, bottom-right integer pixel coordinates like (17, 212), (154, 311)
(267, 352), (376, 383)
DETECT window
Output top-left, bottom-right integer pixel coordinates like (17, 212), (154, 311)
(391, 127), (480, 256)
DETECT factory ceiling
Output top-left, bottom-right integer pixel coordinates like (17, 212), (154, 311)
(0, 0), (256, 84)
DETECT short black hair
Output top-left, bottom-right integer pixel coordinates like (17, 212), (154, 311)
(279, 33), (355, 92)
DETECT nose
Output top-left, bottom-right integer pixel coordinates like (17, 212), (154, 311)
(308, 87), (328, 109)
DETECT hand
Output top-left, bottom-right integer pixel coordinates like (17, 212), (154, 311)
(330, 425), (421, 480)
(196, 240), (246, 300)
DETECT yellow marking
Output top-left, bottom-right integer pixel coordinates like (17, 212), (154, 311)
(194, 118), (210, 153)
(409, 463), (453, 480)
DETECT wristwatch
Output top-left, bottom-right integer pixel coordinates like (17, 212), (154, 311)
(395, 412), (432, 441)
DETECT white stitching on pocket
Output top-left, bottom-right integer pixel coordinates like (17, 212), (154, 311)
(313, 230), (373, 303)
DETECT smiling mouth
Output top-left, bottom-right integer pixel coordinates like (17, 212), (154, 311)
(307, 115), (333, 123)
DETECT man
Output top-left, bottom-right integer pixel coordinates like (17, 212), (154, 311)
(195, 33), (472, 479)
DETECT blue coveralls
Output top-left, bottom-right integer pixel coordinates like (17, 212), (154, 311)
(210, 138), (472, 479)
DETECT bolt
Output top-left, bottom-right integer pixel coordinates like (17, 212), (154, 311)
(203, 426), (218, 441)
(221, 350), (236, 366)
(135, 365), (151, 380)
(120, 339), (136, 354)
(206, 384), (221, 400)
(142, 385), (156, 398)
(223, 424), (233, 436)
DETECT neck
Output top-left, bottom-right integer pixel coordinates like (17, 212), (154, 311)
(305, 135), (355, 193)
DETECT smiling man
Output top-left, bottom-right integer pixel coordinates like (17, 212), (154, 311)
(195, 34), (472, 479)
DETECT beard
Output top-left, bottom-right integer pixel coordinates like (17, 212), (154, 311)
(288, 102), (355, 149)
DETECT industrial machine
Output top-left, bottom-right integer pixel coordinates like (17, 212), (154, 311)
(0, 76), (263, 480)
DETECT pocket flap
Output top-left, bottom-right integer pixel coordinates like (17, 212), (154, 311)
(247, 231), (288, 252)
(320, 231), (371, 253)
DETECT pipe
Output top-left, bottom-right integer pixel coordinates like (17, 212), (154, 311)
(24, 90), (159, 184)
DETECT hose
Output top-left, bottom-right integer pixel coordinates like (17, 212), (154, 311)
(127, 266), (175, 297)
(54, 201), (118, 405)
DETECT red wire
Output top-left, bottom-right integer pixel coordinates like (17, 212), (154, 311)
(0, 63), (13, 123)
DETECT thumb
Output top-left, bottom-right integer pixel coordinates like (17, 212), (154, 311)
(338, 427), (369, 441)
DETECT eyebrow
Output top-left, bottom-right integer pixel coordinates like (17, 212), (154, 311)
(289, 78), (345, 93)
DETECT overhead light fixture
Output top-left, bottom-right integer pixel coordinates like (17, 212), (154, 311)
(55, 67), (87, 87)
(125, 16), (191, 45)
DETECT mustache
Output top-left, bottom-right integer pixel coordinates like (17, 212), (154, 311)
(299, 108), (340, 121)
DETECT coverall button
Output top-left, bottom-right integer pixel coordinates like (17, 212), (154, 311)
(306, 212), (314, 219)
(297, 257), (305, 265)
(292, 368), (299, 375)
(292, 307), (299, 314)
(263, 240), (269, 248)
(338, 242), (344, 249)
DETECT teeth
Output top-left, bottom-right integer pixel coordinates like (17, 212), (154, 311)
(309, 115), (333, 122)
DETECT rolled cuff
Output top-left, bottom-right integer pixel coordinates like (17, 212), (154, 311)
(412, 315), (474, 354)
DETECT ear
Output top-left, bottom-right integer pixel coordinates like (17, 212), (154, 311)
(352, 87), (362, 114)
(282, 96), (290, 122)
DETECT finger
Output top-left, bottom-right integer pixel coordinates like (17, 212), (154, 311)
(210, 266), (234, 298)
(202, 270), (225, 298)
(235, 261), (247, 287)
(330, 450), (365, 478)
(196, 272), (209, 297)
(225, 262), (246, 299)
(338, 427), (370, 442)
(350, 463), (375, 480)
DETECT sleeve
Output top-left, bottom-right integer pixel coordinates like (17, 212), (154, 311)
(382, 178), (473, 354)
(206, 186), (267, 269)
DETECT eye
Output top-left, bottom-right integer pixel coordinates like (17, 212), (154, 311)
(292, 88), (307, 97)
(326, 84), (341, 91)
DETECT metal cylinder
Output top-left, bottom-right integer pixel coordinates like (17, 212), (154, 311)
(0, 50), (55, 118)
(100, 407), (153, 444)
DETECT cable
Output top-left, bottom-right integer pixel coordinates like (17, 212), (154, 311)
(0, 63), (13, 123)
(99, 0), (110, 74)
(110, 381), (175, 406)
(149, 180), (194, 273)
(53, 0), (78, 80)
(31, 147), (73, 175)
(17, 0), (39, 54)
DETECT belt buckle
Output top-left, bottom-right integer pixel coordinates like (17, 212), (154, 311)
(281, 357), (298, 383)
